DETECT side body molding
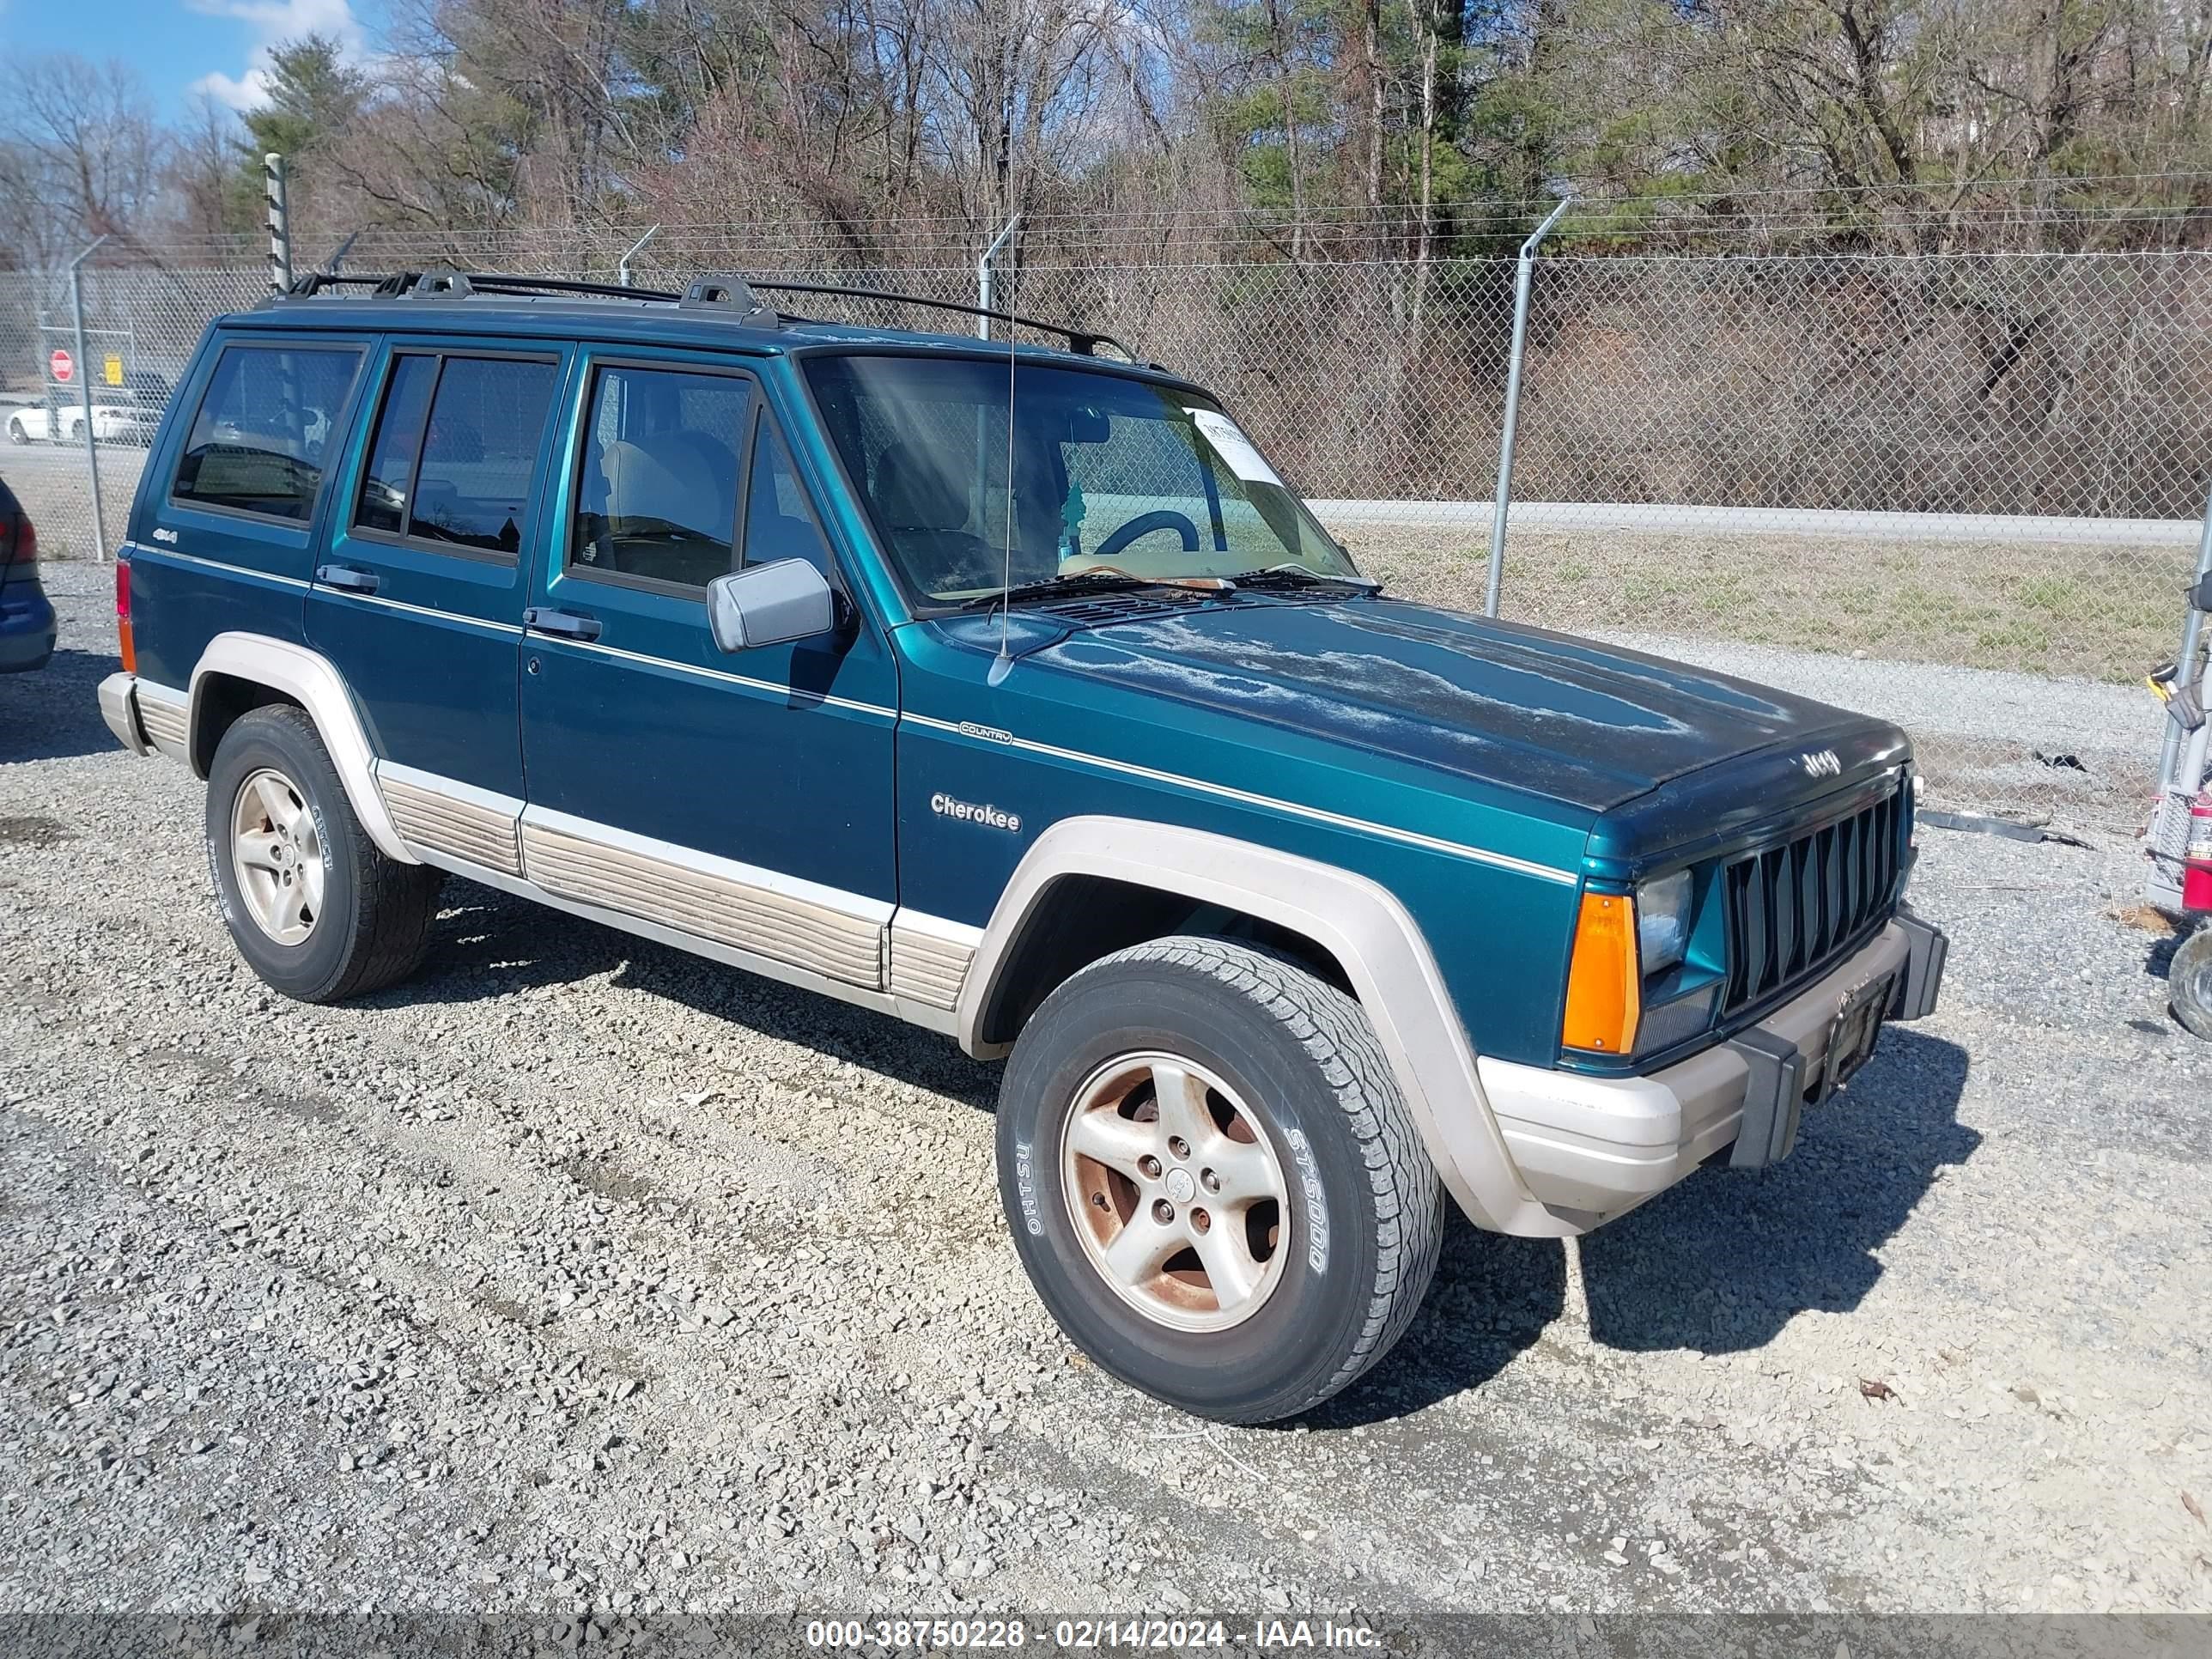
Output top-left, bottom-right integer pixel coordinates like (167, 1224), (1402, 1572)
(957, 817), (1573, 1238)
(188, 632), (418, 865)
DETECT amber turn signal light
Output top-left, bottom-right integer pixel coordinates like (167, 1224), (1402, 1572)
(1562, 890), (1640, 1054)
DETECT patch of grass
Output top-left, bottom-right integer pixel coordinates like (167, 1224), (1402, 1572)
(1346, 516), (2190, 681)
(1974, 617), (2053, 659)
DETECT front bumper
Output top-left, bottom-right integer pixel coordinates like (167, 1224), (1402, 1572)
(1478, 914), (1947, 1220)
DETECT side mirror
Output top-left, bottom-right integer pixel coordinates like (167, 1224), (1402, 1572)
(708, 559), (837, 653)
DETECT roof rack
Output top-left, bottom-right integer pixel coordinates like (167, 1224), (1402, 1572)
(281, 265), (1134, 359)
(745, 280), (1135, 360)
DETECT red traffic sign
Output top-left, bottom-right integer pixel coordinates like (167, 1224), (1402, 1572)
(49, 349), (74, 384)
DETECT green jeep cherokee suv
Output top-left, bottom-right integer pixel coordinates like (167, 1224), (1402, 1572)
(97, 269), (1946, 1423)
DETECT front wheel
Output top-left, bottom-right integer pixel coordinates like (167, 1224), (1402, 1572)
(996, 935), (1443, 1423)
(4, 417), (26, 445)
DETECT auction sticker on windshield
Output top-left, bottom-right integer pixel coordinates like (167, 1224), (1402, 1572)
(1187, 408), (1283, 487)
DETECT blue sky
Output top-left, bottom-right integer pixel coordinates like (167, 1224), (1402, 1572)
(0, 0), (385, 118)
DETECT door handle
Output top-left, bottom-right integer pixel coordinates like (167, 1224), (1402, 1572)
(316, 564), (380, 594)
(523, 607), (602, 642)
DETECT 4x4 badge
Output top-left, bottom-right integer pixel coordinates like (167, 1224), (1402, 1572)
(1798, 749), (1842, 778)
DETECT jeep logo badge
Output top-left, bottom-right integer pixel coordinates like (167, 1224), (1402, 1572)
(1798, 749), (1843, 779)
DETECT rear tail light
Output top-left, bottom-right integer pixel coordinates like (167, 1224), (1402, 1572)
(0, 512), (29, 580)
(2185, 793), (2212, 912)
(116, 557), (137, 674)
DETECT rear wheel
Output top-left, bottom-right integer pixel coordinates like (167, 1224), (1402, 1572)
(5, 416), (26, 445)
(997, 935), (1443, 1423)
(206, 706), (441, 1002)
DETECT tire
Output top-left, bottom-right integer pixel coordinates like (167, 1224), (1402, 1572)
(2170, 926), (2212, 1040)
(997, 935), (1443, 1423)
(5, 418), (24, 446)
(205, 705), (442, 1002)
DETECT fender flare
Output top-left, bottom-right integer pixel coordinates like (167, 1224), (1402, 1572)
(956, 816), (1571, 1237)
(188, 632), (417, 865)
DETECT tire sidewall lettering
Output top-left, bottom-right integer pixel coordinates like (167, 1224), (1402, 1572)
(1012, 1139), (1044, 1237)
(1282, 1125), (1329, 1276)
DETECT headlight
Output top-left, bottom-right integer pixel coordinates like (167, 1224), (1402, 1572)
(1637, 870), (1693, 975)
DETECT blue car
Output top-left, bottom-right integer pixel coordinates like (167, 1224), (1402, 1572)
(94, 268), (1945, 1422)
(0, 475), (56, 673)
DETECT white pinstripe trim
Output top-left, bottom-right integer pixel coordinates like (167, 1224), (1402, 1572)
(124, 544), (311, 590)
(901, 713), (1579, 885)
(325, 588), (525, 635)
(548, 635), (897, 721)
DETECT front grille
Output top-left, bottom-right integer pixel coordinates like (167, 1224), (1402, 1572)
(1721, 787), (1904, 1014)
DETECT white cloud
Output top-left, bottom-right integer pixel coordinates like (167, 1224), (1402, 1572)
(190, 69), (272, 111)
(185, 0), (368, 112)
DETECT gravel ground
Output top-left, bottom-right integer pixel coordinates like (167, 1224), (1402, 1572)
(3, 562), (2209, 1620)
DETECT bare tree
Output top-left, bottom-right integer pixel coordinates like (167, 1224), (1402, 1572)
(0, 56), (167, 269)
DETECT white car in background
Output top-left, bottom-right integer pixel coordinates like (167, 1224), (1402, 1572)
(6, 373), (173, 447)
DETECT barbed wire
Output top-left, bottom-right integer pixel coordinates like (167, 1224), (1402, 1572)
(19, 167), (2209, 270)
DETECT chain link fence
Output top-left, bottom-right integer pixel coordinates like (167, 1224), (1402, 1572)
(3, 245), (2207, 684)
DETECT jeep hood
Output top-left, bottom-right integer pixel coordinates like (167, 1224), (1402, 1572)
(1014, 597), (1900, 817)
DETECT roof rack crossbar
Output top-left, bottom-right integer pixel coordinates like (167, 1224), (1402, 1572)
(286, 270), (386, 296)
(278, 266), (1133, 360)
(747, 280), (1133, 359)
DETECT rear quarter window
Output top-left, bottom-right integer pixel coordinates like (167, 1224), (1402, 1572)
(171, 343), (362, 523)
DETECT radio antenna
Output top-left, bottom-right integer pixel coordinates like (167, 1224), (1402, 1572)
(987, 299), (1019, 687)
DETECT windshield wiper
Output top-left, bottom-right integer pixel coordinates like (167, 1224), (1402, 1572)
(1223, 562), (1382, 593)
(959, 568), (1192, 611)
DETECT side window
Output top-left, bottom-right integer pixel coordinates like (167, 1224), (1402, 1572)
(352, 352), (559, 558)
(741, 415), (836, 580)
(355, 356), (436, 536)
(570, 364), (750, 591)
(172, 343), (361, 522)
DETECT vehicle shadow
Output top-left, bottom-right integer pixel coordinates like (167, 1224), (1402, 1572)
(1295, 1028), (1972, 1424)
(2144, 925), (2191, 980)
(385, 877), (1000, 1107)
(395, 883), (1975, 1407)
(0, 647), (124, 763)
(1579, 1027), (1975, 1355)
(1296, 1215), (1567, 1429)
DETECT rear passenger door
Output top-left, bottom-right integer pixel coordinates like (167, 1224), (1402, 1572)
(128, 335), (368, 708)
(517, 350), (897, 989)
(307, 341), (568, 843)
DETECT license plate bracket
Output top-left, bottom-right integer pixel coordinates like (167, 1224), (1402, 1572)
(1814, 969), (1893, 1102)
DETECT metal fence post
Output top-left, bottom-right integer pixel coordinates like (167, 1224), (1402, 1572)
(1485, 195), (1572, 619)
(618, 224), (660, 289)
(68, 235), (111, 562)
(266, 154), (293, 293)
(976, 214), (1022, 339)
(2156, 475), (2212, 792)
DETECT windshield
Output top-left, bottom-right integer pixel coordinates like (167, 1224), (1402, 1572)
(805, 353), (1359, 606)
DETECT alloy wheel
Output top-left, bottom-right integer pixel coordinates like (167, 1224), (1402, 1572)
(1060, 1051), (1291, 1333)
(229, 767), (325, 946)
